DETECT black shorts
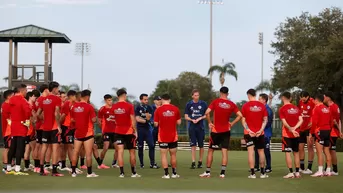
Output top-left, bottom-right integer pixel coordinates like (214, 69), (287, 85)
(36, 130), (43, 144)
(42, 130), (61, 144)
(299, 130), (310, 144)
(25, 135), (36, 144)
(3, 136), (11, 148)
(103, 132), (115, 143)
(315, 130), (331, 147)
(114, 134), (136, 150)
(244, 134), (264, 149)
(282, 137), (299, 152)
(330, 137), (338, 151)
(159, 141), (178, 149)
(75, 135), (94, 142)
(61, 125), (74, 144)
(209, 131), (230, 149)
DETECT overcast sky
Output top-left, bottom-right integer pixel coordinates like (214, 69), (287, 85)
(0, 0), (342, 107)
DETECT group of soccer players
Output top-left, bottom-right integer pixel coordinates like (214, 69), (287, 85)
(1, 82), (342, 179)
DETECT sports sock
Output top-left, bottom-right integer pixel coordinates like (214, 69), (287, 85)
(325, 163), (327, 171)
(307, 161), (313, 170)
(333, 164), (338, 173)
(300, 159), (305, 170)
(206, 167), (211, 174)
(24, 160), (30, 168)
(120, 167), (124, 174)
(164, 168), (169, 175)
(61, 160), (66, 168)
(40, 165), (44, 174)
(112, 160), (117, 165)
(131, 166), (136, 174)
(289, 168), (293, 173)
(318, 166), (323, 173)
(34, 159), (40, 167)
(326, 167), (331, 173)
(260, 167), (265, 175)
(87, 166), (92, 175)
(72, 166), (76, 174)
(172, 168), (176, 175)
(295, 167), (300, 172)
(250, 168), (255, 175)
(96, 157), (102, 166)
(80, 158), (85, 166)
(220, 165), (226, 175)
(52, 164), (58, 173)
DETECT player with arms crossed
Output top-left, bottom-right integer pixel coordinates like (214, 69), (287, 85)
(70, 90), (98, 177)
(200, 86), (242, 178)
(310, 94), (333, 177)
(1, 89), (14, 172)
(241, 89), (268, 179)
(324, 91), (342, 175)
(279, 92), (303, 178)
(154, 94), (181, 179)
(113, 89), (140, 178)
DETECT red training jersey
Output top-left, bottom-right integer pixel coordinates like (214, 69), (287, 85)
(329, 103), (341, 137)
(9, 94), (31, 137)
(98, 105), (116, 133)
(35, 97), (44, 130)
(208, 98), (239, 133)
(279, 104), (301, 138)
(39, 94), (62, 131)
(311, 104), (332, 133)
(113, 101), (134, 135)
(27, 103), (35, 137)
(241, 101), (268, 134)
(70, 102), (96, 139)
(154, 104), (181, 143)
(298, 98), (315, 131)
(1, 102), (11, 137)
(61, 100), (74, 128)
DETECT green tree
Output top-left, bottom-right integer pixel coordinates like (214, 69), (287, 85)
(111, 87), (136, 103)
(207, 62), (238, 86)
(60, 83), (80, 92)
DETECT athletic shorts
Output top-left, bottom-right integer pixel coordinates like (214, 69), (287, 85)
(103, 132), (115, 143)
(36, 130), (43, 144)
(42, 130), (61, 144)
(244, 134), (264, 149)
(282, 137), (299, 152)
(159, 141), (178, 149)
(188, 125), (205, 148)
(209, 131), (230, 149)
(315, 130), (331, 147)
(74, 135), (94, 142)
(3, 136), (11, 148)
(330, 137), (338, 151)
(114, 134), (136, 150)
(299, 130), (310, 144)
(61, 125), (74, 144)
(25, 135), (36, 144)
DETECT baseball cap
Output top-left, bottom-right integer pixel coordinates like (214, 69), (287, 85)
(153, 96), (161, 100)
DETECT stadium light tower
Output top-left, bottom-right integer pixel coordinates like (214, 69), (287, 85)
(198, 0), (224, 84)
(258, 32), (264, 83)
(75, 42), (91, 90)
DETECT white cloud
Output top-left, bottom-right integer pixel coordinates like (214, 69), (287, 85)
(35, 0), (107, 5)
(0, 3), (17, 8)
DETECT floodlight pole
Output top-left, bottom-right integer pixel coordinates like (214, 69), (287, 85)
(258, 32), (264, 83)
(75, 42), (91, 90)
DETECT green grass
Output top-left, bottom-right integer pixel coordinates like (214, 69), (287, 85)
(0, 149), (342, 193)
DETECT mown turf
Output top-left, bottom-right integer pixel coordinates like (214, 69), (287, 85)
(0, 150), (342, 193)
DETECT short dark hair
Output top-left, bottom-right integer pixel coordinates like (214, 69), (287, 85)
(192, 89), (199, 95)
(281, 92), (291, 100)
(259, 93), (268, 103)
(247, 89), (256, 97)
(13, 87), (18, 93)
(26, 91), (34, 100)
(139, 93), (148, 100)
(324, 91), (334, 101)
(48, 81), (59, 92)
(39, 84), (49, 93)
(161, 93), (171, 100)
(59, 91), (66, 95)
(104, 94), (112, 100)
(76, 91), (81, 96)
(300, 91), (310, 98)
(32, 89), (41, 98)
(16, 84), (27, 92)
(116, 88), (127, 97)
(67, 90), (77, 97)
(81, 89), (91, 97)
(3, 90), (14, 99)
(315, 94), (324, 102)
(219, 86), (229, 94)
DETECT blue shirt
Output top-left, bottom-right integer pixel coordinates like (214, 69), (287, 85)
(264, 104), (273, 138)
(184, 100), (208, 129)
(135, 103), (153, 129)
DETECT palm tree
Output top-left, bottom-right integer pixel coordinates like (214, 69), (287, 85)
(111, 87), (136, 103)
(207, 62), (238, 86)
(60, 83), (80, 92)
(255, 80), (273, 92)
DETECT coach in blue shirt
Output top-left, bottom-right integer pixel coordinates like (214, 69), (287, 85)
(150, 96), (161, 146)
(184, 89), (207, 169)
(135, 93), (159, 169)
(254, 93), (273, 173)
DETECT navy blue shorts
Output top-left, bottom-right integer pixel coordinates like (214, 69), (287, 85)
(188, 125), (205, 148)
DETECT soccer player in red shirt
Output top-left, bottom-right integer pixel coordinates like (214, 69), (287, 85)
(200, 87), (243, 178)
(310, 94), (333, 177)
(279, 92), (303, 179)
(298, 91), (315, 174)
(70, 90), (98, 177)
(98, 94), (117, 169)
(36, 81), (63, 176)
(1, 89), (14, 172)
(241, 89), (268, 179)
(324, 91), (342, 176)
(154, 94), (181, 179)
(6, 84), (31, 175)
(113, 89), (140, 178)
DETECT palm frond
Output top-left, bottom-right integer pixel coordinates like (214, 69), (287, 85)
(207, 65), (224, 75)
(223, 62), (236, 70)
(255, 80), (272, 91)
(226, 69), (238, 80)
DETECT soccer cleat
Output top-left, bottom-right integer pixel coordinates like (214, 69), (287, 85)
(119, 173), (125, 178)
(52, 172), (64, 177)
(171, 174), (180, 178)
(76, 168), (83, 174)
(265, 169), (272, 173)
(199, 172), (211, 178)
(14, 171), (29, 176)
(254, 168), (260, 172)
(71, 173), (77, 178)
(283, 173), (295, 179)
(45, 165), (52, 170)
(311, 171), (324, 177)
(29, 164), (35, 170)
(301, 169), (313, 174)
(331, 171), (339, 176)
(190, 163), (196, 169)
(87, 173), (99, 178)
(219, 174), (225, 178)
(80, 165), (87, 169)
(60, 167), (72, 172)
(6, 170), (16, 175)
(162, 175), (170, 179)
(260, 174), (269, 179)
(197, 162), (203, 169)
(150, 164), (160, 169)
(294, 172), (301, 178)
(248, 174), (256, 179)
(112, 164), (119, 168)
(97, 164), (110, 169)
(140, 165), (144, 169)
(131, 173), (141, 178)
(33, 167), (40, 173)
(2, 168), (6, 173)
(24, 168), (33, 172)
(324, 171), (332, 177)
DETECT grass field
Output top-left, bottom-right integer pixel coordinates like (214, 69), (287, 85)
(0, 149), (342, 193)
